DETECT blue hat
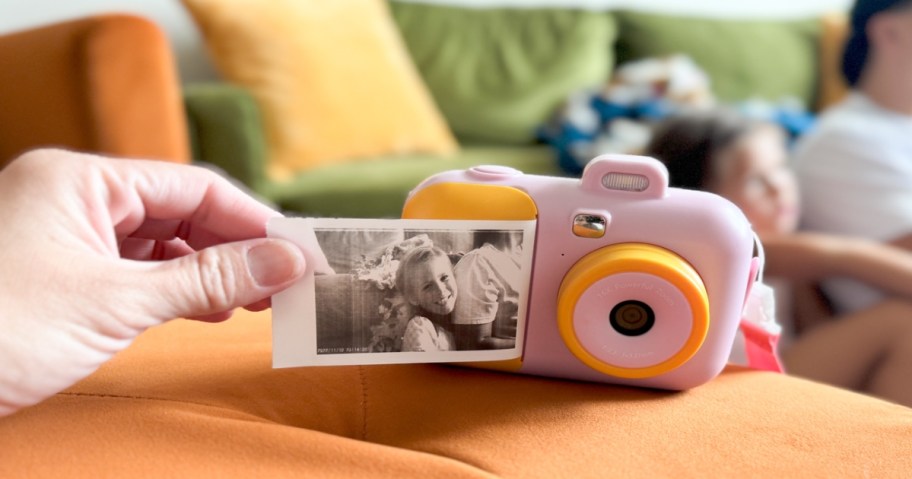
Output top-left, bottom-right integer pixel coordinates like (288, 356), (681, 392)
(842, 0), (912, 85)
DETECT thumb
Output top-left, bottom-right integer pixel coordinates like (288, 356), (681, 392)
(146, 238), (306, 320)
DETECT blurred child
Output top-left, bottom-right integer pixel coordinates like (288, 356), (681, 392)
(645, 109), (912, 407)
(395, 246), (457, 352)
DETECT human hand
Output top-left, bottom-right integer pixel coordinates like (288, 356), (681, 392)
(0, 150), (306, 417)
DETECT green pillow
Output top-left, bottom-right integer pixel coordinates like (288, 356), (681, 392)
(389, 2), (616, 144)
(613, 11), (821, 108)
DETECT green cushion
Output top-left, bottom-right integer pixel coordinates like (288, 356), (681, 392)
(265, 145), (563, 218)
(389, 2), (616, 145)
(184, 83), (269, 191)
(613, 11), (821, 108)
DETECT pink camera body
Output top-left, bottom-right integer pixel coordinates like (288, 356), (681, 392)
(402, 155), (757, 390)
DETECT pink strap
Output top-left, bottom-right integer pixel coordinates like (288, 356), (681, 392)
(739, 320), (784, 373)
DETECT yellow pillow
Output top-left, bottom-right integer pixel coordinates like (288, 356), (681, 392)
(181, 0), (458, 177)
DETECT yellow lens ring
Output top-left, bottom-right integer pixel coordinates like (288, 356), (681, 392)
(557, 243), (710, 379)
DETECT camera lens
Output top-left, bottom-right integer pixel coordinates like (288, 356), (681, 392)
(609, 300), (655, 337)
(557, 243), (710, 378)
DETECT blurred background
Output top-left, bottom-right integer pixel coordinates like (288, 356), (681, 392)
(0, 0), (856, 217)
(0, 0), (855, 85)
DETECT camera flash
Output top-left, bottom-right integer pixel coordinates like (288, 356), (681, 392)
(572, 214), (607, 238)
(602, 172), (649, 192)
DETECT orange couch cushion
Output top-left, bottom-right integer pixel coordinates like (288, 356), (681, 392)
(1, 308), (909, 477)
(0, 15), (189, 166)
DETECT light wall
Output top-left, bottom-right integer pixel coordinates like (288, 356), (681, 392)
(0, 0), (218, 82)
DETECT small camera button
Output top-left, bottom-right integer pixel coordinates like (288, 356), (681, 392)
(468, 165), (523, 180)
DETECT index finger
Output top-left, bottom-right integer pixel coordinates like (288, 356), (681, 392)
(110, 159), (282, 241)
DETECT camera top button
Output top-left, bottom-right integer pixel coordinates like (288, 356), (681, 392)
(467, 165), (523, 180)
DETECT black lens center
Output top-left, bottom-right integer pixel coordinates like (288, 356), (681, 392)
(610, 300), (655, 337)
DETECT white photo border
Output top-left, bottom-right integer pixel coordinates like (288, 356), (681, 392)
(268, 217), (537, 367)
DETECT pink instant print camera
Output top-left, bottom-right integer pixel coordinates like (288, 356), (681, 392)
(402, 154), (759, 390)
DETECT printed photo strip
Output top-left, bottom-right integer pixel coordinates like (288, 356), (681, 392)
(269, 217), (536, 367)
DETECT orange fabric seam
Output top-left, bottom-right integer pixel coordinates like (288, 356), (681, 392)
(57, 391), (268, 419)
(358, 365), (369, 441)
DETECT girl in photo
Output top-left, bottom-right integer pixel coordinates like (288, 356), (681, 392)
(395, 246), (457, 352)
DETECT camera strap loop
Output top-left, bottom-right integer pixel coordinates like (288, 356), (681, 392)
(734, 282), (784, 373)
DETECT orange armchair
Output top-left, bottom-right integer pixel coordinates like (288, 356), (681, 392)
(0, 14), (190, 167)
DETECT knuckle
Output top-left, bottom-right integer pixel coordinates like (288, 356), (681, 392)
(18, 148), (81, 169)
(8, 149), (99, 188)
(8, 149), (59, 178)
(192, 248), (239, 313)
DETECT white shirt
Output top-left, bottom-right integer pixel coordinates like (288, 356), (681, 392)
(452, 244), (521, 334)
(401, 317), (454, 352)
(792, 92), (912, 312)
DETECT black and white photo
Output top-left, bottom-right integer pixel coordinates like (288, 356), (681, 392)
(269, 218), (536, 367)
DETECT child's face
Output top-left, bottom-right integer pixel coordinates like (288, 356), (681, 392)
(709, 127), (799, 236)
(880, 6), (912, 74)
(406, 255), (457, 315)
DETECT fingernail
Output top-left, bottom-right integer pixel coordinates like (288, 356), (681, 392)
(247, 240), (305, 287)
